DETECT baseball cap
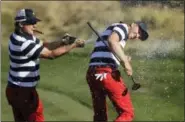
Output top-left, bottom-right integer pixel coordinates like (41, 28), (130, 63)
(15, 9), (41, 25)
(135, 21), (149, 41)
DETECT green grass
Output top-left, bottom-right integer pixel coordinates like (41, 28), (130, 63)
(1, 44), (184, 121)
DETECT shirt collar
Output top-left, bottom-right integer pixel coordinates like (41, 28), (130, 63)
(14, 29), (33, 40)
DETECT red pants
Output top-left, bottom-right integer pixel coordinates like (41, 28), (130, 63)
(86, 67), (134, 122)
(6, 86), (44, 122)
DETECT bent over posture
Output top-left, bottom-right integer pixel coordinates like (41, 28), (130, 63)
(6, 8), (84, 122)
(86, 21), (149, 122)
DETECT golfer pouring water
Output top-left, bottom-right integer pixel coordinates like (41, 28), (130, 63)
(5, 8), (85, 122)
(86, 21), (149, 121)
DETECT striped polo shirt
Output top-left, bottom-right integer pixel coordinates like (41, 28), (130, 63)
(8, 31), (44, 87)
(89, 23), (129, 68)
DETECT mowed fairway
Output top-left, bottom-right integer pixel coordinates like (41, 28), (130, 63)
(1, 44), (184, 121)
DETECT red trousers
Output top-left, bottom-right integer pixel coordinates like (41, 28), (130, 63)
(6, 86), (44, 122)
(86, 67), (134, 122)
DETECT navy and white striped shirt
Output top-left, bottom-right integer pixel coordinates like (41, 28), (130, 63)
(8, 31), (44, 87)
(89, 23), (129, 68)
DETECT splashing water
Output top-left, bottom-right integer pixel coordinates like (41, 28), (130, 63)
(126, 39), (184, 59)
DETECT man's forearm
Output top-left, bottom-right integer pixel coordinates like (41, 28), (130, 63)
(43, 34), (78, 50)
(108, 40), (128, 63)
(51, 43), (76, 58)
(43, 40), (63, 50)
(109, 40), (132, 74)
(107, 32), (133, 75)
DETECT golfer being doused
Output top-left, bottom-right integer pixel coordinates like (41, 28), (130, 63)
(86, 21), (149, 121)
(5, 8), (85, 122)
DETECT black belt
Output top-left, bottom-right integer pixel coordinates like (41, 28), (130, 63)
(89, 65), (117, 69)
(7, 81), (36, 88)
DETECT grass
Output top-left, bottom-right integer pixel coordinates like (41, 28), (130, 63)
(1, 42), (184, 121)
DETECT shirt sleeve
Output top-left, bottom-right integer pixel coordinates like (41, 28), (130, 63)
(21, 38), (44, 59)
(113, 24), (127, 41)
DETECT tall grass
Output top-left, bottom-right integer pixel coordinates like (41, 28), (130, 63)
(1, 1), (184, 46)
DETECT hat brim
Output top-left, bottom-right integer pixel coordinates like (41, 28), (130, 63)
(139, 27), (149, 41)
(22, 17), (41, 25)
(35, 17), (41, 22)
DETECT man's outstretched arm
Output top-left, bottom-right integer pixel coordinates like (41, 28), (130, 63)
(40, 39), (84, 60)
(42, 33), (77, 50)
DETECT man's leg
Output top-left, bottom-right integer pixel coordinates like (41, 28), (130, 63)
(103, 70), (134, 122)
(6, 87), (44, 122)
(91, 88), (107, 121)
(6, 87), (25, 121)
(86, 70), (108, 121)
(28, 99), (44, 121)
(23, 90), (44, 122)
(11, 103), (25, 121)
(109, 89), (134, 122)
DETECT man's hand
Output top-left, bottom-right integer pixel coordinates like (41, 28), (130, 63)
(61, 33), (77, 45)
(122, 56), (132, 76)
(74, 39), (85, 48)
(121, 61), (133, 76)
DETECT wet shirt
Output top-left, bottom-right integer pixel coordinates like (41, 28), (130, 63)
(8, 31), (44, 87)
(89, 23), (129, 68)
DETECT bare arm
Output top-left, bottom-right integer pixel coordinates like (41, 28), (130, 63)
(108, 31), (132, 76)
(43, 40), (63, 50)
(42, 33), (77, 50)
(40, 40), (84, 59)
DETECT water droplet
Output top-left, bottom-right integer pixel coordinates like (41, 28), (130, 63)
(165, 87), (169, 90)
